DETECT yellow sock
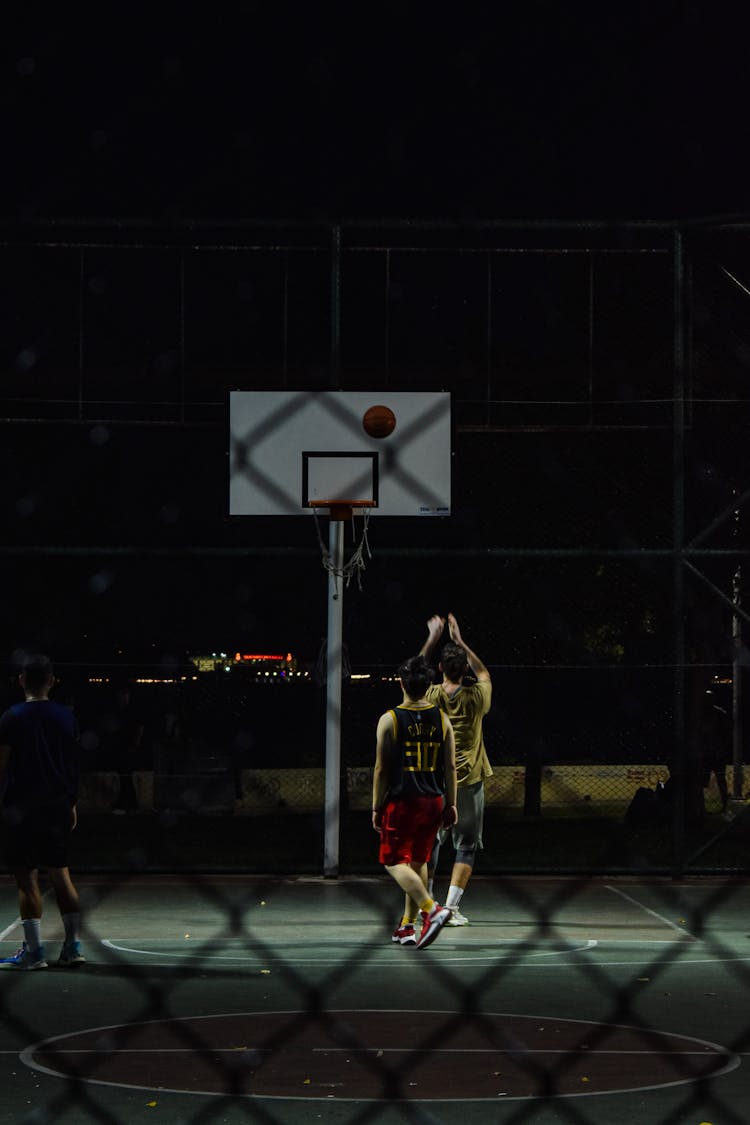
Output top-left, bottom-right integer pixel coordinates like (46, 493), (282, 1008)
(401, 914), (415, 927)
(418, 897), (434, 915)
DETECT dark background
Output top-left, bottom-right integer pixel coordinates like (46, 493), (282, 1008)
(3, 4), (750, 224)
(1, 4), (749, 784)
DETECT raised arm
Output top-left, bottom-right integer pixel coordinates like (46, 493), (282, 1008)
(448, 613), (490, 682)
(419, 615), (445, 660)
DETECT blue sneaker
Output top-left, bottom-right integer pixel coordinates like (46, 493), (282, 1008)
(0, 942), (48, 970)
(58, 941), (86, 967)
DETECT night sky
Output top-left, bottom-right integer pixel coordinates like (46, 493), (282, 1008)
(2, 4), (749, 224)
(1, 5), (749, 677)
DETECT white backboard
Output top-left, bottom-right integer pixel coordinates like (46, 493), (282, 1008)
(229, 390), (451, 517)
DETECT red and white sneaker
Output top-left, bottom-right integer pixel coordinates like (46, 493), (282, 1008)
(391, 922), (417, 946)
(416, 904), (451, 950)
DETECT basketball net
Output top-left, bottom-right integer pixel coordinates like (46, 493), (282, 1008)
(311, 505), (372, 591)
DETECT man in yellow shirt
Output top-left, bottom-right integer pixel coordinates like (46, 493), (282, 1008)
(421, 614), (492, 926)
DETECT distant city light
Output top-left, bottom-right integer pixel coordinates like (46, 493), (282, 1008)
(86, 663), (390, 687)
(191, 650), (299, 675)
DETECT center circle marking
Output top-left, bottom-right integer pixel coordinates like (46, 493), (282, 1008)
(21, 1010), (739, 1102)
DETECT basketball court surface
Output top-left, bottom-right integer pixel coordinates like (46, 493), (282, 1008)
(1, 874), (748, 1123)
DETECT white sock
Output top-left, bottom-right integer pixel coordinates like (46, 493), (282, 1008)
(23, 918), (42, 952)
(446, 885), (464, 910)
(62, 912), (81, 943)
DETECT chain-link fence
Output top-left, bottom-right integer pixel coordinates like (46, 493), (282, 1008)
(0, 219), (748, 876)
(2, 219), (750, 1122)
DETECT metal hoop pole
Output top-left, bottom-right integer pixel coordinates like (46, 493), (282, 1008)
(323, 516), (344, 876)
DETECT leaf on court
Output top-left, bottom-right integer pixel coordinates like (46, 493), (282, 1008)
(260, 969), (271, 974)
(303, 1078), (311, 1085)
(146, 1101), (158, 1107)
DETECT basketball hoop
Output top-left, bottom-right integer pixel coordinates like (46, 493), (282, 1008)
(309, 500), (375, 589)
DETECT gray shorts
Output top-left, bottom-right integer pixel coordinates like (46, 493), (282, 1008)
(438, 780), (485, 852)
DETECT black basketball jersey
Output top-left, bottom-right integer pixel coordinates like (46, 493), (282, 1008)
(386, 702), (447, 799)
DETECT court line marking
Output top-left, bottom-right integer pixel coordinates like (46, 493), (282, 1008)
(0, 918), (21, 942)
(605, 885), (695, 939)
(0, 888), (56, 942)
(19, 1009), (741, 1103)
(101, 937), (599, 964)
(65, 875), (750, 887)
(97, 937), (750, 968)
(25, 1047), (739, 1057)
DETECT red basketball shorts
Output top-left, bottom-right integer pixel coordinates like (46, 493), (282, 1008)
(378, 795), (443, 867)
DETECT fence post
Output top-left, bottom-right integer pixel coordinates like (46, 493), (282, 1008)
(672, 228), (688, 877)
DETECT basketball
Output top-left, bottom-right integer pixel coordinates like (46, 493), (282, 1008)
(362, 404), (396, 439)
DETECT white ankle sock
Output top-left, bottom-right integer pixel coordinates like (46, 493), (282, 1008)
(446, 886), (464, 910)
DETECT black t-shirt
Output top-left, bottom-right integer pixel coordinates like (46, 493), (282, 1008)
(0, 700), (80, 807)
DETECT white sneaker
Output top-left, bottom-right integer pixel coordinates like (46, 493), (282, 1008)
(447, 909), (469, 926)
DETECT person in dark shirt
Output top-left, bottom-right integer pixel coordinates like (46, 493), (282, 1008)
(0, 654), (85, 970)
(372, 654), (457, 950)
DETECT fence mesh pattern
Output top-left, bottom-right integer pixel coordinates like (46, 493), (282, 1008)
(1, 220), (750, 1122)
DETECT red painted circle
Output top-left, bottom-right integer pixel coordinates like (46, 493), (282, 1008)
(23, 1010), (736, 1101)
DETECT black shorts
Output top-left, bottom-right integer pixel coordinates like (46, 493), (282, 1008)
(1, 798), (75, 870)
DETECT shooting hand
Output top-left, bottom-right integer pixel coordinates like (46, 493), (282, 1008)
(426, 615), (445, 642)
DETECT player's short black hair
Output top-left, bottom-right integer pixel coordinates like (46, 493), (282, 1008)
(398, 654), (434, 699)
(440, 642), (469, 681)
(21, 654), (54, 693)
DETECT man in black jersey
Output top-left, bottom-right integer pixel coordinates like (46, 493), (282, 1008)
(372, 654), (457, 950)
(0, 654), (85, 970)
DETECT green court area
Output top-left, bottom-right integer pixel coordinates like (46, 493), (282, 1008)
(1, 875), (749, 1123)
